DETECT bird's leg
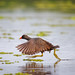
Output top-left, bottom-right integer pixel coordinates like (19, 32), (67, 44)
(54, 49), (61, 60)
(41, 53), (43, 56)
(55, 49), (59, 51)
(27, 53), (43, 58)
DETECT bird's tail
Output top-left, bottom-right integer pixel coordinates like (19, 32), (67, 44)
(53, 45), (60, 49)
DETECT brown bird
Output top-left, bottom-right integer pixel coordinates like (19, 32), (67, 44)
(16, 35), (60, 60)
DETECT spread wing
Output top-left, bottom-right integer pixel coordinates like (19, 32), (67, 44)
(16, 38), (53, 55)
(34, 38), (53, 52)
(16, 41), (35, 55)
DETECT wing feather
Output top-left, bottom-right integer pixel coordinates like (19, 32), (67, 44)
(34, 38), (53, 52)
(16, 38), (53, 55)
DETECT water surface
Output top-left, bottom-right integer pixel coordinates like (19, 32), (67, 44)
(0, 11), (75, 75)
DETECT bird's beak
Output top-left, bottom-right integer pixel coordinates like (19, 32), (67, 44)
(19, 37), (22, 39)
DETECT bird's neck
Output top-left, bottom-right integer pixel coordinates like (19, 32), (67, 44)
(25, 36), (31, 40)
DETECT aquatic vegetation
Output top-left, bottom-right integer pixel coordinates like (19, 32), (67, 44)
(15, 61), (19, 63)
(0, 36), (14, 40)
(1, 33), (14, 40)
(2, 33), (7, 35)
(2, 33), (11, 35)
(0, 60), (19, 64)
(50, 24), (75, 27)
(32, 23), (41, 26)
(0, 68), (3, 70)
(0, 16), (12, 20)
(23, 59), (43, 62)
(0, 16), (5, 19)
(15, 72), (32, 75)
(5, 62), (14, 64)
(36, 31), (49, 36)
(0, 57), (2, 59)
(2, 63), (4, 64)
(0, 60), (10, 62)
(71, 16), (75, 20)
(0, 60), (14, 64)
(4, 73), (13, 75)
(0, 52), (13, 54)
(4, 72), (32, 75)
(0, 36), (14, 39)
(8, 37), (14, 39)
(17, 17), (26, 20)
(36, 31), (52, 36)
(8, 33), (11, 35)
(63, 16), (75, 20)
(3, 60), (10, 62)
(0, 0), (75, 13)
(34, 1), (75, 13)
(3, 36), (7, 38)
(13, 54), (22, 57)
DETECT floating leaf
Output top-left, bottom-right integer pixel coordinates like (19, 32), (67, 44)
(0, 52), (13, 54)
(2, 63), (4, 64)
(5, 62), (14, 64)
(4, 73), (13, 75)
(3, 36), (7, 38)
(13, 54), (22, 57)
(0, 68), (3, 70)
(37, 31), (49, 36)
(0, 57), (2, 59)
(71, 16), (75, 20)
(0, 16), (4, 19)
(0, 60), (10, 62)
(8, 37), (14, 39)
(3, 33), (7, 35)
(8, 33), (11, 35)
(2, 33), (11, 35)
(50, 24), (75, 27)
(23, 59), (43, 62)
(15, 72), (32, 75)
(17, 17), (26, 20)
(15, 61), (19, 63)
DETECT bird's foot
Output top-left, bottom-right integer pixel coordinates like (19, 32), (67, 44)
(54, 49), (61, 60)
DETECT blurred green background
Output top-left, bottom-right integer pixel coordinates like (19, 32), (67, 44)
(0, 0), (75, 13)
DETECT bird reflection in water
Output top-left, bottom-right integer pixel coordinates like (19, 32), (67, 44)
(19, 60), (60, 75)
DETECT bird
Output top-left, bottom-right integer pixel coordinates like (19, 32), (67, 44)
(16, 34), (60, 60)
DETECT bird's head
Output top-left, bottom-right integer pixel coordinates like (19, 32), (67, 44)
(19, 35), (31, 40)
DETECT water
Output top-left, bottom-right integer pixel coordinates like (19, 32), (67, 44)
(0, 11), (75, 75)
